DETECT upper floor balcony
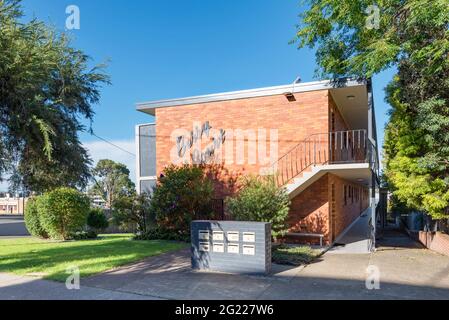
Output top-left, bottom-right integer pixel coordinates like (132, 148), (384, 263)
(273, 129), (379, 187)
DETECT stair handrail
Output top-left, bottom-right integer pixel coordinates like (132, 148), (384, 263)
(271, 133), (328, 186)
(271, 129), (368, 186)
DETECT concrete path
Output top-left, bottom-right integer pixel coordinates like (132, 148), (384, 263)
(0, 273), (159, 300)
(81, 232), (449, 299)
(0, 215), (30, 238)
(327, 209), (371, 254)
(1, 227), (449, 300)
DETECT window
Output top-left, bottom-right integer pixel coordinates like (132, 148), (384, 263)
(344, 185), (347, 206)
(140, 179), (157, 195)
(139, 124), (156, 177)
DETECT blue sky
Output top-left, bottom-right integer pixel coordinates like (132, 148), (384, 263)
(4, 0), (394, 189)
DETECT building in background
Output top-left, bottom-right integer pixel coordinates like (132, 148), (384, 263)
(89, 194), (107, 209)
(0, 194), (27, 215)
(135, 78), (379, 249)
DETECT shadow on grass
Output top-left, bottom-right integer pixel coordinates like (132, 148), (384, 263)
(3, 239), (449, 300)
(0, 235), (187, 281)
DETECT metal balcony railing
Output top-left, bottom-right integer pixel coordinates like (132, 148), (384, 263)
(272, 130), (378, 186)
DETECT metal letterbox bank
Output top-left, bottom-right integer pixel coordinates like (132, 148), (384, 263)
(191, 221), (271, 275)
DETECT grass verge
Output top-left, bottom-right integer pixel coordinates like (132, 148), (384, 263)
(0, 234), (187, 281)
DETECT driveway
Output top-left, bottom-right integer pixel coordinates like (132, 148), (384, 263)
(1, 227), (449, 300)
(0, 215), (30, 238)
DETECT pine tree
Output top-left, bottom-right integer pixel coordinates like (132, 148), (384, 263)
(0, 0), (110, 192)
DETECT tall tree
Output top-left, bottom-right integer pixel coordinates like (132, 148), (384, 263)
(90, 159), (135, 209)
(0, 0), (109, 192)
(295, 0), (449, 219)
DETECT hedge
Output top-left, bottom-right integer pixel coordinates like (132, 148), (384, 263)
(37, 187), (90, 240)
(24, 197), (48, 238)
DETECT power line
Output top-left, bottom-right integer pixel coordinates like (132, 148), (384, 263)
(91, 132), (136, 157)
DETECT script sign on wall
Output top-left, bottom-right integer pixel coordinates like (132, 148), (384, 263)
(176, 121), (226, 164)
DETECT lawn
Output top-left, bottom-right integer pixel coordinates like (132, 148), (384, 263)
(272, 244), (320, 266)
(0, 234), (187, 281)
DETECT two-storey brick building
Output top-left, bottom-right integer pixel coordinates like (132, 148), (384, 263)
(135, 78), (379, 249)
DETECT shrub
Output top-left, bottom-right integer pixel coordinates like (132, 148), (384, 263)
(150, 164), (214, 237)
(272, 244), (318, 266)
(87, 208), (109, 231)
(112, 193), (152, 234)
(24, 197), (48, 238)
(134, 225), (190, 242)
(70, 230), (98, 240)
(37, 187), (90, 240)
(226, 175), (291, 240)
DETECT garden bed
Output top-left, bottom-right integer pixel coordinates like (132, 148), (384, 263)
(272, 244), (320, 266)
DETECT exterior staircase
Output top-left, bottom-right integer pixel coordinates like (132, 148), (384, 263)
(271, 129), (378, 252)
(284, 165), (325, 198)
(284, 163), (373, 199)
(272, 129), (376, 196)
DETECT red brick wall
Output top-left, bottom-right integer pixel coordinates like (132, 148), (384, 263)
(328, 174), (369, 242)
(417, 231), (449, 257)
(329, 94), (349, 132)
(155, 90), (330, 197)
(288, 174), (330, 240)
(285, 173), (369, 245)
(154, 89), (369, 244)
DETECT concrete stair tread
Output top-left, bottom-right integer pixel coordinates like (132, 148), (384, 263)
(285, 165), (325, 195)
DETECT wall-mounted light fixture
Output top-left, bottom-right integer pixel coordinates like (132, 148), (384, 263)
(283, 92), (296, 102)
(283, 76), (301, 102)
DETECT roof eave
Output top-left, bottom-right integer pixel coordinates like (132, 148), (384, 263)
(136, 77), (367, 115)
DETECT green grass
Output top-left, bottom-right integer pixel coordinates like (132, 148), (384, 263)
(0, 234), (187, 281)
(272, 245), (320, 266)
